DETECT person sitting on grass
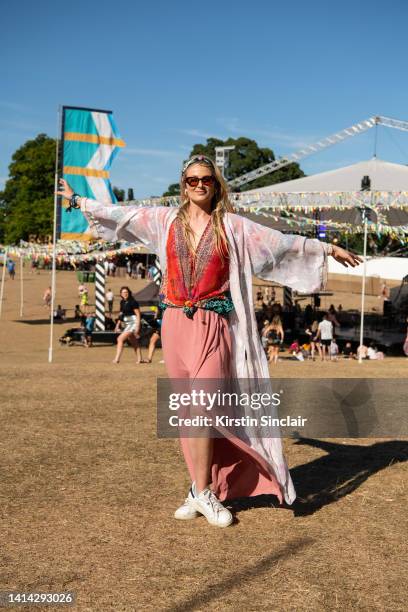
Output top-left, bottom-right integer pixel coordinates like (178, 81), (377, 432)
(104, 313), (116, 331)
(329, 338), (339, 361)
(74, 304), (82, 320)
(342, 341), (355, 359)
(289, 339), (304, 361)
(301, 342), (311, 360)
(357, 344), (368, 360)
(53, 304), (66, 321)
(367, 342), (385, 360)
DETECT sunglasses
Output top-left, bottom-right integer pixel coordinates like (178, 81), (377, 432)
(185, 175), (215, 188)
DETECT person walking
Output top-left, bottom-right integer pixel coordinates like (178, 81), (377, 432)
(316, 313), (334, 361)
(113, 287), (145, 364)
(7, 259), (15, 280)
(43, 286), (52, 310)
(264, 315), (284, 364)
(78, 285), (89, 314)
(108, 261), (116, 277)
(57, 156), (361, 527)
(305, 319), (322, 361)
(106, 288), (114, 314)
(126, 258), (132, 278)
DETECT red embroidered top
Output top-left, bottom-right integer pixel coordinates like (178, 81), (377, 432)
(160, 217), (230, 309)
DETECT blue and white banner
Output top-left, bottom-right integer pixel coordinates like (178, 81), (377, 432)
(59, 106), (125, 239)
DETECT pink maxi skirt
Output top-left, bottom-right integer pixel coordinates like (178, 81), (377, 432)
(161, 307), (283, 503)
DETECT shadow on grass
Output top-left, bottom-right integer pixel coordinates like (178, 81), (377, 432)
(167, 537), (314, 612)
(229, 438), (408, 517)
(16, 317), (80, 325)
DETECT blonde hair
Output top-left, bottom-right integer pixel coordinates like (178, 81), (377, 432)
(177, 156), (235, 260)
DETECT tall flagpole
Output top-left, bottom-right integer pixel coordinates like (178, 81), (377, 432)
(358, 209), (368, 364)
(0, 247), (8, 318)
(48, 106), (62, 363)
(19, 253), (24, 317)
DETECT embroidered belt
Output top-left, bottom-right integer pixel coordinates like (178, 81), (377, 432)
(160, 292), (234, 319)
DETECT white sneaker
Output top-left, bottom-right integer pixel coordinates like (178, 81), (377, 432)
(191, 488), (233, 527)
(174, 485), (199, 520)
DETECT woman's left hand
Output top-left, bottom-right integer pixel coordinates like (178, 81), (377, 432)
(330, 245), (363, 268)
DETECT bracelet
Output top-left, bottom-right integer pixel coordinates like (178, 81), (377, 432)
(327, 244), (334, 256)
(66, 193), (81, 213)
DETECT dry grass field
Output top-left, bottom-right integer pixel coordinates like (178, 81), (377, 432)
(0, 267), (407, 611)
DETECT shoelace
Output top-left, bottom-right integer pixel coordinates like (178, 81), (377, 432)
(200, 490), (225, 515)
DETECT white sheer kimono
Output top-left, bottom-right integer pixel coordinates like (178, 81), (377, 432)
(80, 199), (329, 504)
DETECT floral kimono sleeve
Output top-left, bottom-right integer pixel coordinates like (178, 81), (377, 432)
(79, 198), (169, 254)
(243, 216), (329, 293)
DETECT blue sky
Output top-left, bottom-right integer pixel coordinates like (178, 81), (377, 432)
(2, 0), (408, 197)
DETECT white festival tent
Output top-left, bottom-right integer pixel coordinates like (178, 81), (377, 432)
(246, 158), (408, 194)
(236, 158), (408, 361)
(238, 158), (408, 228)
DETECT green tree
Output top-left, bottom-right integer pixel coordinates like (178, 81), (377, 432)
(162, 183), (180, 197)
(162, 136), (305, 195)
(113, 186), (125, 202)
(0, 134), (55, 243)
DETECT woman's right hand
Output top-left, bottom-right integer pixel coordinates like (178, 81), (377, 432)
(55, 178), (74, 199)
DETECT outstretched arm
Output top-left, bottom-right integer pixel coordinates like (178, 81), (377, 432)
(56, 179), (168, 252)
(242, 217), (362, 293)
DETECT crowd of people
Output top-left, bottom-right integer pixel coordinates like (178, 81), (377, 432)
(255, 288), (387, 364)
(47, 275), (400, 363)
(55, 282), (393, 362)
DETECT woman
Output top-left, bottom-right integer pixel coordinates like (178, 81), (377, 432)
(78, 283), (89, 314)
(43, 286), (52, 310)
(264, 315), (284, 364)
(57, 155), (361, 528)
(113, 286), (145, 364)
(305, 319), (322, 361)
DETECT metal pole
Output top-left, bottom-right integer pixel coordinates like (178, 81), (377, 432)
(0, 247), (8, 318)
(19, 254), (24, 317)
(95, 262), (106, 330)
(373, 121), (378, 158)
(48, 106), (62, 363)
(358, 213), (368, 363)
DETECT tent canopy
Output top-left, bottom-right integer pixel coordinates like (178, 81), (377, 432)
(237, 158), (408, 230)
(245, 158), (408, 194)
